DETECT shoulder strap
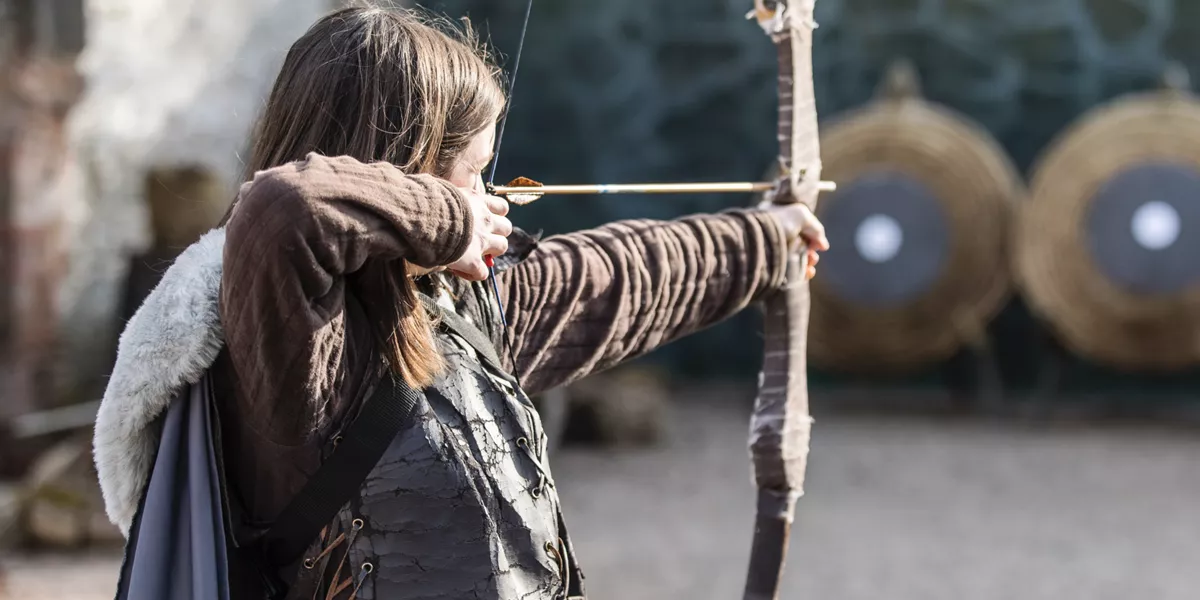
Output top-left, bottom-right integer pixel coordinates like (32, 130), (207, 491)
(418, 293), (518, 386)
(259, 372), (424, 571)
(259, 294), (509, 576)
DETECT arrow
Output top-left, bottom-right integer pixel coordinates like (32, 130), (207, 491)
(489, 177), (837, 205)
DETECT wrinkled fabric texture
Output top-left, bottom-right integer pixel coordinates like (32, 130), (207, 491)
(288, 296), (583, 599)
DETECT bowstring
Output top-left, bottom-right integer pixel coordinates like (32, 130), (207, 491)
(486, 0), (535, 187)
(484, 0), (534, 385)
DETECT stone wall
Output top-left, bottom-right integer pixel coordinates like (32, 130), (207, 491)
(55, 0), (337, 402)
(0, 0), (86, 426)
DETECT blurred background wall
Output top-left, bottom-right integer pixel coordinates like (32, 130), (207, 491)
(0, 0), (339, 465)
(4, 0), (1200, 448)
(61, 0), (336, 404)
(0, 0), (1199, 593)
(428, 0), (1200, 401)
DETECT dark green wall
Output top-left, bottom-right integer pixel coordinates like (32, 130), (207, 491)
(424, 0), (1200, 388)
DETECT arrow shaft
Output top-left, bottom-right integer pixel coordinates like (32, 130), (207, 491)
(492, 180), (836, 196)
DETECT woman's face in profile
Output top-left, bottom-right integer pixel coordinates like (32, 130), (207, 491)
(406, 123), (500, 279)
(446, 124), (497, 192)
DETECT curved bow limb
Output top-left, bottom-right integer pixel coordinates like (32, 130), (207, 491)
(743, 1), (821, 599)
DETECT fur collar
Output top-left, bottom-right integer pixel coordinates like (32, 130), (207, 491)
(93, 228), (227, 535)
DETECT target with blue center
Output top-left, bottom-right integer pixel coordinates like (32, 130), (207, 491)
(1016, 82), (1200, 370)
(808, 65), (1019, 373)
(1084, 162), (1200, 295)
(819, 170), (950, 308)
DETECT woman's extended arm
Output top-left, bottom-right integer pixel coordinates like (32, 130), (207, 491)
(498, 209), (791, 395)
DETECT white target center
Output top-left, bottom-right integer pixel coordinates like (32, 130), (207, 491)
(855, 214), (904, 263)
(1130, 201), (1181, 251)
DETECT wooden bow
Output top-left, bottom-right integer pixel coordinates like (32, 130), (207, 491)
(742, 1), (820, 599)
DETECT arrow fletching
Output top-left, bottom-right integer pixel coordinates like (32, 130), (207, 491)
(494, 176), (545, 205)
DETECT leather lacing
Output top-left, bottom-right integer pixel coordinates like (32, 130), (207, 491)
(302, 517), (373, 600)
(350, 562), (373, 600)
(544, 537), (571, 600)
(516, 436), (555, 498)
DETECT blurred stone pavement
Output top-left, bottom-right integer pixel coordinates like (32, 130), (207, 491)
(3, 389), (1199, 599)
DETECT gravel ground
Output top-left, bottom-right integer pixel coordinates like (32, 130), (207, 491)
(3, 394), (1199, 600)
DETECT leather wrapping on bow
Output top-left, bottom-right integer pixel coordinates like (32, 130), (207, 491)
(743, 1), (821, 599)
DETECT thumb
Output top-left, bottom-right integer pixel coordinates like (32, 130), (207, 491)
(801, 214), (829, 251)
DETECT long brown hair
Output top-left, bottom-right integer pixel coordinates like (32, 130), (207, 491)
(236, 4), (506, 387)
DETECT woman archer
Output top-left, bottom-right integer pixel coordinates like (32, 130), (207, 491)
(95, 4), (829, 600)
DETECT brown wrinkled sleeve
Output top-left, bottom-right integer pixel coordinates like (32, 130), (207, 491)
(219, 153), (471, 447)
(499, 209), (789, 395)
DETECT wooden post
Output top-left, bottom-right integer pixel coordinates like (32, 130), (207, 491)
(0, 1), (16, 418)
(0, 0), (85, 475)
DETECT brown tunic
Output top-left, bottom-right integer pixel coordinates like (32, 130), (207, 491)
(212, 152), (788, 567)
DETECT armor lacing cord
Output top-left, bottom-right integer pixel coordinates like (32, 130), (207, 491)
(303, 531), (347, 570)
(349, 562), (374, 600)
(325, 570), (353, 600)
(516, 436), (556, 497)
(544, 538), (570, 599)
(308, 518), (365, 600)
